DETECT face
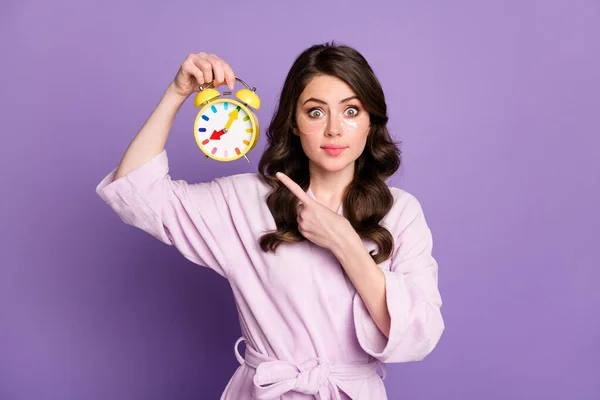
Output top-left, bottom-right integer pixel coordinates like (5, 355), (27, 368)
(293, 74), (370, 175)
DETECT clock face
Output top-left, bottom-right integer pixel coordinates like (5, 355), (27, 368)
(194, 99), (257, 161)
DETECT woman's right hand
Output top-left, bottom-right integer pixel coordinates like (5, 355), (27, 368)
(171, 52), (236, 98)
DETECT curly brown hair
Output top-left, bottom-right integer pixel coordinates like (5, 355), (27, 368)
(257, 41), (402, 264)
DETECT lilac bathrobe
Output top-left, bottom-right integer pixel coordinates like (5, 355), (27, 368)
(95, 149), (444, 399)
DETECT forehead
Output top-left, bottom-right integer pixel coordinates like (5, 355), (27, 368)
(298, 74), (358, 102)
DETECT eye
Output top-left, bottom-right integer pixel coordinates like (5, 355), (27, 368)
(345, 106), (360, 117)
(308, 108), (324, 119)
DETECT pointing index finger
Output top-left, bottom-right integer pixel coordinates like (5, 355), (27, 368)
(276, 172), (312, 203)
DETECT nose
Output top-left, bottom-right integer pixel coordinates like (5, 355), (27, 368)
(325, 113), (343, 137)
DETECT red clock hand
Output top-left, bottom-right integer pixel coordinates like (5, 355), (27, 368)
(209, 129), (226, 140)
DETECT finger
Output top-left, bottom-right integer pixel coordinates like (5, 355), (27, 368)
(223, 62), (236, 90)
(276, 172), (312, 204)
(207, 54), (225, 87)
(297, 203), (309, 221)
(183, 57), (205, 86)
(192, 56), (213, 85)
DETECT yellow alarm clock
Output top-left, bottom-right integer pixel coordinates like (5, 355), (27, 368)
(193, 77), (261, 163)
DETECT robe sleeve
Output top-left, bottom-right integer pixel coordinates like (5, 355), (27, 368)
(95, 149), (235, 279)
(352, 195), (444, 363)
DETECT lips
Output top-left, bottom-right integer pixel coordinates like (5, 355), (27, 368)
(322, 146), (348, 156)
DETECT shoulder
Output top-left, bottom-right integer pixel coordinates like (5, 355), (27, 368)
(213, 172), (272, 200)
(216, 172), (270, 191)
(388, 186), (424, 214)
(384, 186), (427, 234)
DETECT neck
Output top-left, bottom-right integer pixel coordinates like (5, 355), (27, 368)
(307, 161), (354, 212)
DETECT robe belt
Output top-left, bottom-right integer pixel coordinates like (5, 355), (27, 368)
(234, 336), (386, 400)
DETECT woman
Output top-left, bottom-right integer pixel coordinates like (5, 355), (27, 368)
(96, 42), (444, 400)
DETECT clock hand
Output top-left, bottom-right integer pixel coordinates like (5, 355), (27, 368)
(223, 108), (239, 132)
(208, 108), (240, 141)
(209, 129), (226, 140)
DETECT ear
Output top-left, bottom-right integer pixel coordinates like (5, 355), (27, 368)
(291, 123), (299, 136)
(291, 113), (299, 136)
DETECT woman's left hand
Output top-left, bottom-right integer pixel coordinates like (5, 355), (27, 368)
(276, 172), (355, 251)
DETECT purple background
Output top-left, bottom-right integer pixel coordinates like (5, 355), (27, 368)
(1, 1), (599, 399)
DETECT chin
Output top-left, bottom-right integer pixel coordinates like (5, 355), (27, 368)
(311, 156), (355, 174)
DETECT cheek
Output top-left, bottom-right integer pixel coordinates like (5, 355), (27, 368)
(298, 133), (321, 153)
(346, 130), (369, 160)
(350, 127), (369, 148)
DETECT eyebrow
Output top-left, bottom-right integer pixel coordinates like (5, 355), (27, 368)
(302, 96), (359, 106)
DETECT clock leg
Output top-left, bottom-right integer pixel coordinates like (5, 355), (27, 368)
(203, 155), (209, 162)
(243, 155), (251, 164)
